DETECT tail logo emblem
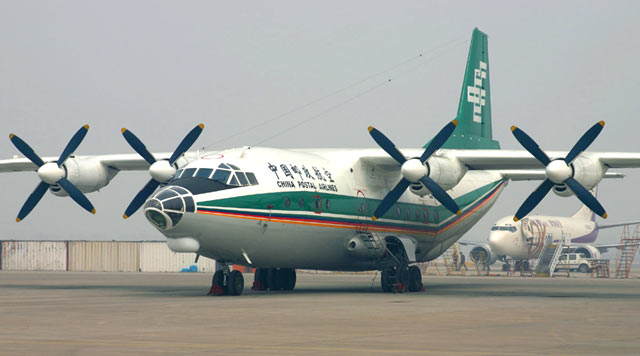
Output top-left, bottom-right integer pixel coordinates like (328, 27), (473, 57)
(467, 61), (487, 123)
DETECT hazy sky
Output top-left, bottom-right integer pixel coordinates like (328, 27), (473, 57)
(1, 1), (639, 252)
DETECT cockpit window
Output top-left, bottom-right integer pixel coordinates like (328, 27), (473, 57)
(491, 225), (517, 232)
(182, 168), (197, 179)
(212, 169), (231, 183)
(173, 163), (259, 187)
(195, 168), (213, 179)
(246, 172), (258, 185)
(236, 172), (249, 186)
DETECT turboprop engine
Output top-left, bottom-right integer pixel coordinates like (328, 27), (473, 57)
(469, 244), (498, 266)
(367, 120), (464, 220)
(8, 125), (99, 221)
(408, 156), (466, 197)
(511, 121), (609, 221)
(551, 156), (605, 197)
(49, 158), (118, 196)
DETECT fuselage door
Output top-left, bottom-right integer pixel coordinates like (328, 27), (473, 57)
(356, 190), (370, 232)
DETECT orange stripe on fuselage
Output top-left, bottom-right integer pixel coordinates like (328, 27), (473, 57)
(197, 182), (504, 236)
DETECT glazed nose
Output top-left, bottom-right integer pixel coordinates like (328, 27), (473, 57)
(143, 186), (195, 230)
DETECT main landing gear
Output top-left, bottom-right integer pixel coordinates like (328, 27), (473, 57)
(252, 268), (296, 291)
(208, 266), (244, 296)
(380, 237), (423, 293)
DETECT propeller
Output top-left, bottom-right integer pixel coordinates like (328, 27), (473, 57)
(368, 120), (461, 220)
(511, 121), (607, 222)
(9, 125), (96, 222)
(121, 124), (204, 219)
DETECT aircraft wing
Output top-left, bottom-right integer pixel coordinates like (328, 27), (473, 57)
(499, 170), (624, 181)
(458, 241), (484, 246)
(0, 153), (173, 173)
(448, 150), (640, 170)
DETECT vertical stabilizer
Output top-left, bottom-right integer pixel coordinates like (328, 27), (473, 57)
(571, 188), (598, 222)
(436, 28), (500, 150)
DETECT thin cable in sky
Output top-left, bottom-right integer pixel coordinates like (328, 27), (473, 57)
(202, 35), (469, 149)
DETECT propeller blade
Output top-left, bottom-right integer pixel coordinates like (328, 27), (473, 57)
(121, 128), (157, 165)
(420, 120), (458, 163)
(57, 178), (96, 214)
(564, 121), (605, 164)
(58, 125), (90, 167)
(511, 126), (551, 166)
(419, 176), (461, 215)
(123, 179), (160, 219)
(565, 177), (607, 218)
(16, 181), (50, 222)
(367, 126), (407, 165)
(9, 134), (45, 167)
(514, 179), (554, 222)
(168, 124), (205, 165)
(372, 179), (411, 220)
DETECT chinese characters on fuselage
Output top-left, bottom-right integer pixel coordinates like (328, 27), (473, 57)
(268, 162), (338, 192)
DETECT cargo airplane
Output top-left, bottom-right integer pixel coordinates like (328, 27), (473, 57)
(2, 29), (640, 295)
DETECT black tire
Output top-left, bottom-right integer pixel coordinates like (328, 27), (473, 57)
(212, 270), (224, 287)
(397, 267), (410, 291)
(578, 264), (590, 273)
(228, 270), (244, 296)
(502, 264), (510, 271)
(523, 261), (530, 272)
(408, 265), (422, 292)
(381, 269), (393, 293)
(282, 269), (296, 290)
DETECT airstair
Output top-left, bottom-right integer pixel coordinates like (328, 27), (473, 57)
(534, 234), (564, 277)
(614, 225), (640, 279)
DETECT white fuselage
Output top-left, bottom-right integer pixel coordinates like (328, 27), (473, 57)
(146, 147), (506, 270)
(488, 215), (597, 260)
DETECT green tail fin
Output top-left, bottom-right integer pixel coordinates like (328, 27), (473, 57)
(437, 28), (500, 150)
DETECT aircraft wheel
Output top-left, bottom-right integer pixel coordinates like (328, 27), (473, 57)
(396, 267), (409, 293)
(252, 268), (268, 291)
(408, 265), (422, 292)
(282, 269), (296, 290)
(381, 269), (393, 293)
(210, 270), (225, 296)
(228, 270), (244, 296)
(523, 261), (530, 271)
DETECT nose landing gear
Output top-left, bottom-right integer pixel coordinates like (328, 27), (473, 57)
(208, 265), (245, 296)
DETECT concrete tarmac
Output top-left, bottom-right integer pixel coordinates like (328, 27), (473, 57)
(1, 271), (639, 355)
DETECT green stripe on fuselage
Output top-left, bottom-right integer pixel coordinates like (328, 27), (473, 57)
(198, 180), (503, 227)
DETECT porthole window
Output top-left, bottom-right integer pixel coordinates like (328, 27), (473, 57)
(326, 199), (330, 211)
(284, 197), (291, 208)
(396, 207), (402, 217)
(299, 197), (304, 208)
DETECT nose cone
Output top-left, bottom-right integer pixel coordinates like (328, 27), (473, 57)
(488, 231), (511, 256)
(144, 186), (196, 230)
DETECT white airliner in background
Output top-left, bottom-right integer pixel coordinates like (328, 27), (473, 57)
(464, 199), (639, 270)
(2, 28), (640, 296)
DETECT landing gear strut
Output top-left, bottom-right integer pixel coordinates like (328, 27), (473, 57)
(209, 265), (245, 296)
(252, 268), (296, 291)
(379, 237), (422, 293)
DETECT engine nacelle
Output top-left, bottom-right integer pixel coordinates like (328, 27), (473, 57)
(409, 156), (466, 197)
(469, 244), (498, 266)
(552, 156), (606, 197)
(572, 245), (601, 259)
(50, 158), (118, 196)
